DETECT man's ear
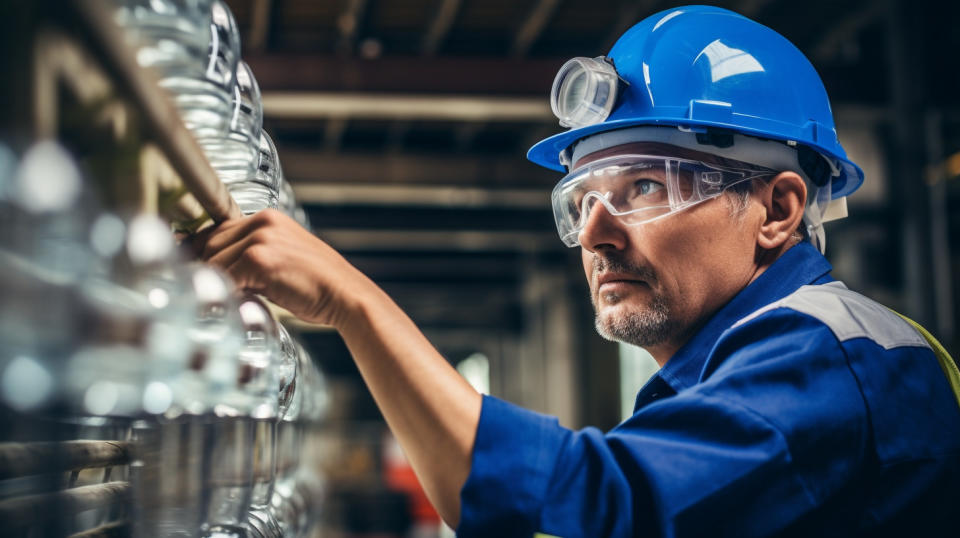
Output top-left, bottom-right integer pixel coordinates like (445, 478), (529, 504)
(757, 171), (806, 250)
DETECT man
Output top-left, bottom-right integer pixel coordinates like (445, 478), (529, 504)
(194, 6), (960, 537)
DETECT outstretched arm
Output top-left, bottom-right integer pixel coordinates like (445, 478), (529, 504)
(192, 210), (482, 526)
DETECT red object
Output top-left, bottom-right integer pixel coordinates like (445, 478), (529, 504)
(383, 432), (440, 523)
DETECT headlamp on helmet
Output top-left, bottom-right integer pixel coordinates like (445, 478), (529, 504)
(550, 57), (625, 129)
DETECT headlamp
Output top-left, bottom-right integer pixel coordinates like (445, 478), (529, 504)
(550, 57), (623, 129)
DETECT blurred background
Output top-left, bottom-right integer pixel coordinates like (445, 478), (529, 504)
(2, 0), (958, 536)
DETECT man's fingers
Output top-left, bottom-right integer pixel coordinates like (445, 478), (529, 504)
(185, 219), (238, 255)
(195, 215), (266, 260)
(223, 247), (271, 295)
(207, 232), (300, 295)
(205, 232), (264, 274)
(185, 224), (221, 256)
(188, 210), (314, 303)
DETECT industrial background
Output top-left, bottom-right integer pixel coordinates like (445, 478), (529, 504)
(1, 0), (958, 536)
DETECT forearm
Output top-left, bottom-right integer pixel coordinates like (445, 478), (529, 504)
(191, 212), (482, 525)
(338, 284), (482, 527)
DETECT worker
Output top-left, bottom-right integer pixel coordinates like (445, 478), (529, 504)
(193, 6), (960, 537)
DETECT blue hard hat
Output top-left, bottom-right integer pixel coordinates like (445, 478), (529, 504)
(527, 5), (864, 200)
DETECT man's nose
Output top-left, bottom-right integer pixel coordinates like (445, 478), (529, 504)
(578, 199), (628, 253)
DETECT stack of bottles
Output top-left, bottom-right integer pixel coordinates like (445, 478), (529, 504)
(0, 0), (324, 535)
(0, 141), (327, 536)
(113, 0), (309, 225)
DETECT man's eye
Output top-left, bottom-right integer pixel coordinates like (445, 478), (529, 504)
(636, 179), (665, 196)
(569, 194), (583, 219)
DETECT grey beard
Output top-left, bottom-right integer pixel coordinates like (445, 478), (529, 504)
(589, 252), (673, 347)
(593, 290), (672, 347)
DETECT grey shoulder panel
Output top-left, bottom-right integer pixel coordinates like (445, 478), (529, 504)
(733, 281), (929, 350)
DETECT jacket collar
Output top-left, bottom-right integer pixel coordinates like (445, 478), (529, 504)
(633, 242), (834, 412)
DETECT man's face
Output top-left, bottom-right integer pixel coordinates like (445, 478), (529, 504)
(575, 143), (764, 356)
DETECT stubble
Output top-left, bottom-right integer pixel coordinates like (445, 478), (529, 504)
(590, 252), (674, 347)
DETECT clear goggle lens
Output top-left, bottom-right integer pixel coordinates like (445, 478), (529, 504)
(551, 57), (621, 129)
(552, 154), (776, 247)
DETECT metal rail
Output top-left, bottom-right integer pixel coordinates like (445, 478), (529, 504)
(69, 521), (129, 538)
(0, 481), (130, 530)
(0, 440), (130, 480)
(67, 0), (242, 224)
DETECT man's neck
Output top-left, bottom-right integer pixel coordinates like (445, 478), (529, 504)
(644, 319), (707, 368)
(645, 244), (793, 368)
(647, 344), (680, 368)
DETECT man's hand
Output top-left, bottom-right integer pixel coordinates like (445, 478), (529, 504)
(190, 209), (373, 328)
(189, 209), (481, 528)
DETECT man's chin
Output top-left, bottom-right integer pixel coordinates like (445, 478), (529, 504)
(595, 305), (634, 333)
(593, 300), (672, 348)
(595, 313), (636, 345)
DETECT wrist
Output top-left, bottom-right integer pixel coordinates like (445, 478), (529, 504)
(322, 268), (386, 333)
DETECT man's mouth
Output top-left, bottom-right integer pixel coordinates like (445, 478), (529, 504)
(596, 272), (648, 295)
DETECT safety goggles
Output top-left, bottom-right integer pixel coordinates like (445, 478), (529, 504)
(552, 154), (777, 247)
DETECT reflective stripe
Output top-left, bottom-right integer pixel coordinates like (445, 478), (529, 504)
(733, 281), (929, 350)
(733, 282), (960, 409)
(893, 311), (960, 409)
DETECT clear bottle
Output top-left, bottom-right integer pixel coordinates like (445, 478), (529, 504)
(144, 263), (245, 537)
(252, 130), (282, 193)
(239, 298), (284, 538)
(113, 0), (238, 140)
(202, 295), (283, 538)
(76, 215), (205, 538)
(278, 179), (297, 218)
(203, 61), (264, 186)
(278, 178), (311, 231)
(269, 324), (302, 536)
(230, 182), (280, 215)
(228, 130), (282, 214)
(201, 294), (279, 538)
(293, 343), (329, 535)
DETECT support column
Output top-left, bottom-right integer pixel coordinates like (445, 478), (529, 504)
(885, 0), (937, 329)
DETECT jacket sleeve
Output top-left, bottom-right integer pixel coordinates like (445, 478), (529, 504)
(456, 309), (869, 538)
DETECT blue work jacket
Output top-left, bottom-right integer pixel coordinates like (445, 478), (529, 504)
(457, 243), (960, 537)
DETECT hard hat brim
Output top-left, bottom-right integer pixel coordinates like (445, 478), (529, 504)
(527, 117), (864, 200)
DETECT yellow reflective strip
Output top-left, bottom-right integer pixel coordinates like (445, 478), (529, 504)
(534, 534), (563, 538)
(892, 311), (960, 409)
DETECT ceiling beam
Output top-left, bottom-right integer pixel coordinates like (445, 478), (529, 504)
(347, 252), (527, 282)
(316, 229), (559, 252)
(278, 151), (558, 187)
(293, 183), (549, 208)
(261, 92), (552, 122)
(243, 54), (563, 94)
(511, 0), (562, 58)
(305, 204), (554, 236)
(422, 0), (462, 56)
